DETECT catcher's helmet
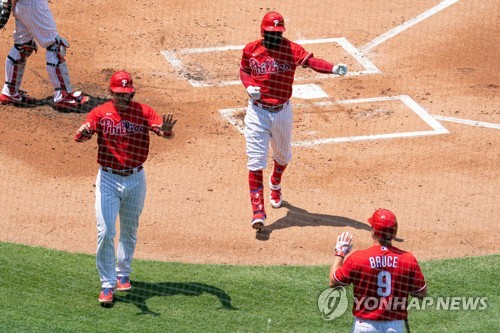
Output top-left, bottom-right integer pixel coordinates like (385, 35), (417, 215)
(260, 12), (286, 36)
(109, 71), (135, 94)
(368, 208), (398, 240)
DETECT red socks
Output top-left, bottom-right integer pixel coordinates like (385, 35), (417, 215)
(249, 170), (264, 215)
(270, 160), (287, 186)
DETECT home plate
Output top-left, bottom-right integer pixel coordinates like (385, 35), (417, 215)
(292, 84), (329, 99)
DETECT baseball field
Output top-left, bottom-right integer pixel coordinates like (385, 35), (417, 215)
(0, 0), (498, 332)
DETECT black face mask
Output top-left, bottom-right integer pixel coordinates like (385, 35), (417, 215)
(263, 32), (283, 48)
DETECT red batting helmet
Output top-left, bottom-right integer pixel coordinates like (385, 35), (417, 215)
(109, 70), (135, 94)
(260, 12), (286, 36)
(368, 208), (398, 240)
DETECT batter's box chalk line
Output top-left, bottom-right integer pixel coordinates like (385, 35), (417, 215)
(161, 38), (380, 88)
(219, 95), (450, 147)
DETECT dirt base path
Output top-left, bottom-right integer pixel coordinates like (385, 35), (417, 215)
(0, 0), (498, 265)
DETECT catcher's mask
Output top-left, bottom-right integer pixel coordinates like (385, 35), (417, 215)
(368, 208), (398, 240)
(109, 71), (135, 94)
(260, 11), (286, 37)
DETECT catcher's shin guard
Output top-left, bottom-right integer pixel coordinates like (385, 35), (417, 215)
(3, 40), (37, 94)
(46, 35), (73, 101)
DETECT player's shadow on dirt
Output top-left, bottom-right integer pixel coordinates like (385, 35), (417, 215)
(2, 95), (109, 112)
(256, 201), (372, 241)
(45, 94), (110, 113)
(113, 281), (238, 316)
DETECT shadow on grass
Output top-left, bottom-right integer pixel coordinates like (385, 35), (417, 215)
(113, 281), (238, 316)
(256, 201), (406, 242)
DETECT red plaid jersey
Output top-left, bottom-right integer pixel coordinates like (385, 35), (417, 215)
(334, 245), (426, 320)
(240, 38), (312, 105)
(78, 101), (162, 169)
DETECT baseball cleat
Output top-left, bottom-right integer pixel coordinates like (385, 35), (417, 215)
(116, 276), (132, 291)
(98, 287), (115, 304)
(53, 92), (90, 111)
(251, 218), (265, 230)
(251, 212), (266, 230)
(0, 91), (36, 105)
(269, 175), (282, 208)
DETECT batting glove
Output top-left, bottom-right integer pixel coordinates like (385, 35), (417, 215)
(246, 86), (261, 100)
(332, 64), (348, 76)
(335, 231), (353, 258)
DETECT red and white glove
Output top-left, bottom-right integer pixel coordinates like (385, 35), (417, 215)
(332, 64), (348, 76)
(246, 86), (261, 100)
(334, 231), (353, 258)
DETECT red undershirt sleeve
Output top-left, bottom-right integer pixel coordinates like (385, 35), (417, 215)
(240, 67), (255, 88)
(306, 57), (334, 74)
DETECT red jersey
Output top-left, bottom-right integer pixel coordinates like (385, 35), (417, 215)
(240, 38), (312, 105)
(78, 100), (163, 169)
(334, 245), (426, 321)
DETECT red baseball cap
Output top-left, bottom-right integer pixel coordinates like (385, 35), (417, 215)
(261, 12), (286, 33)
(109, 71), (135, 93)
(368, 208), (398, 240)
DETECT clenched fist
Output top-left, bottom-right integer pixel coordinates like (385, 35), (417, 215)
(332, 64), (348, 76)
(74, 122), (94, 142)
(246, 85), (261, 100)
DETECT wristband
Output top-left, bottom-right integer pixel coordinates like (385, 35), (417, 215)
(335, 251), (346, 258)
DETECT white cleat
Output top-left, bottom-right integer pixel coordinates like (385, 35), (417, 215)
(269, 175), (282, 208)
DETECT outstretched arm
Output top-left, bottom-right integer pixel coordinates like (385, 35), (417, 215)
(306, 57), (347, 75)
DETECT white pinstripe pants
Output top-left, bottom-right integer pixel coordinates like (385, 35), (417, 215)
(12, 0), (58, 48)
(95, 168), (146, 289)
(351, 318), (404, 333)
(244, 100), (293, 171)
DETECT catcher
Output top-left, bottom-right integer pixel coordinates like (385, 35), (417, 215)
(0, 0), (12, 30)
(0, 0), (89, 110)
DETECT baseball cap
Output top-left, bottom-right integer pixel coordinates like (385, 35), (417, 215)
(368, 208), (398, 240)
(261, 12), (286, 33)
(109, 71), (135, 93)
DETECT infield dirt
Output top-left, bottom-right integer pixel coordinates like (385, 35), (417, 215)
(0, 0), (498, 265)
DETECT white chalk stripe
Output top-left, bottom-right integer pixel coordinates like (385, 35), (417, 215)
(360, 0), (460, 53)
(219, 107), (246, 134)
(432, 115), (500, 129)
(179, 38), (345, 54)
(337, 38), (380, 73)
(399, 95), (449, 134)
(292, 130), (444, 147)
(160, 50), (208, 87)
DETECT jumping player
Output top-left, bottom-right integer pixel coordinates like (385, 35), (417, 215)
(0, 0), (88, 110)
(75, 70), (177, 304)
(240, 11), (348, 230)
(330, 209), (427, 333)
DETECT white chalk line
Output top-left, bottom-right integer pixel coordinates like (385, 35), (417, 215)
(360, 0), (460, 53)
(161, 37), (380, 87)
(219, 95), (455, 147)
(433, 115), (500, 129)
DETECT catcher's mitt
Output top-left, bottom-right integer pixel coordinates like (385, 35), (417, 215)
(0, 0), (12, 30)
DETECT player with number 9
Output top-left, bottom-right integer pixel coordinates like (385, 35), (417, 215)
(329, 209), (427, 333)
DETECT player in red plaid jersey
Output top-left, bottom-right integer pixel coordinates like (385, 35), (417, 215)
(329, 209), (427, 333)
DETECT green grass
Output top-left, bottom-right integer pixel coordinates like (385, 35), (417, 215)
(0, 242), (498, 333)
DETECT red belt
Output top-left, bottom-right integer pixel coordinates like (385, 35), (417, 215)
(253, 101), (288, 112)
(101, 165), (143, 177)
